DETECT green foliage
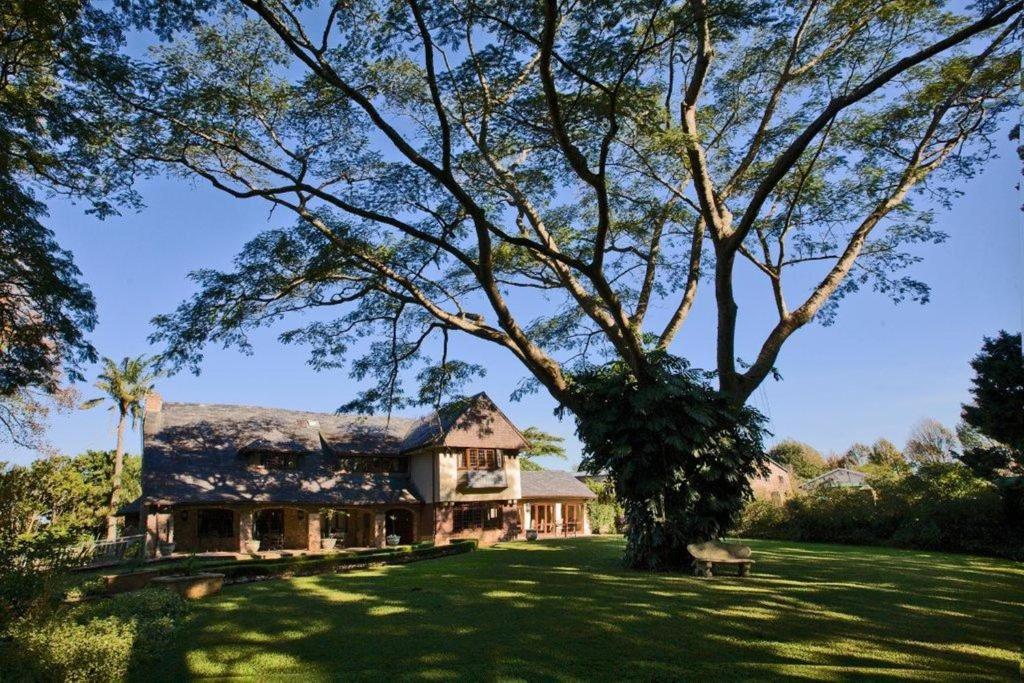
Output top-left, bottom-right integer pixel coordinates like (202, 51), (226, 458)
(736, 463), (1023, 559)
(3, 588), (189, 682)
(8, 615), (135, 683)
(960, 331), (1023, 476)
(866, 438), (908, 472)
(0, 451), (142, 544)
(0, 1), (139, 448)
(767, 439), (826, 479)
(0, 530), (80, 634)
(565, 354), (768, 570)
(584, 479), (622, 534)
(519, 426), (567, 470)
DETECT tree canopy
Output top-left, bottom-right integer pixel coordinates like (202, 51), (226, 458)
(0, 0), (138, 447)
(101, 0), (1019, 566)
(959, 331), (1023, 478)
(115, 0), (1020, 415)
(767, 438), (825, 479)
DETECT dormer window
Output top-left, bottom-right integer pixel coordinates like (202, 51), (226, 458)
(245, 451), (300, 470)
(460, 448), (503, 470)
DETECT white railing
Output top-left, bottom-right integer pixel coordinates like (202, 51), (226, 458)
(70, 534), (146, 567)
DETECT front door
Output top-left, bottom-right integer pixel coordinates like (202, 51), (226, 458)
(532, 504), (554, 533)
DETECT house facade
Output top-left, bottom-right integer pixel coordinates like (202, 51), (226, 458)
(750, 458), (795, 504)
(126, 393), (595, 556)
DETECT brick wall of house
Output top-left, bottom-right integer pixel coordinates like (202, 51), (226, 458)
(751, 460), (794, 504)
(433, 502), (519, 546)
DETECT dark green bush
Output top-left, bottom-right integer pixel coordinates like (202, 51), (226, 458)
(736, 463), (1023, 559)
(206, 539), (476, 581)
(3, 588), (189, 682)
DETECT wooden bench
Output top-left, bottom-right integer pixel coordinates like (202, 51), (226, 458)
(687, 541), (754, 578)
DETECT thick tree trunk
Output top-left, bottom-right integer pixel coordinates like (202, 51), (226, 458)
(106, 412), (126, 541)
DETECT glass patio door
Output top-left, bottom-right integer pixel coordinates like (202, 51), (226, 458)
(532, 504), (554, 533)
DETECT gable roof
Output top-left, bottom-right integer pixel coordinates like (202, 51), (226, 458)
(140, 393), (528, 506)
(521, 470), (597, 500)
(800, 467), (871, 490)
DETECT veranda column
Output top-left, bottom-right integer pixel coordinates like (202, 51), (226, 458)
(144, 506), (159, 557)
(307, 510), (321, 551)
(554, 502), (563, 532)
(374, 511), (386, 548)
(582, 504), (591, 535)
(238, 507), (254, 553)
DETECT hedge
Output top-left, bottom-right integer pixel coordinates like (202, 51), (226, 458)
(153, 539), (475, 583)
(735, 463), (1024, 560)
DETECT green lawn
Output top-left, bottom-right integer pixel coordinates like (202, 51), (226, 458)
(162, 537), (1023, 681)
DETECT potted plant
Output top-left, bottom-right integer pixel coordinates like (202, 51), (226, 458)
(152, 554), (224, 600)
(385, 533), (401, 546)
(320, 536), (337, 550)
(244, 539), (261, 554)
(526, 529), (538, 541)
(158, 541), (176, 557)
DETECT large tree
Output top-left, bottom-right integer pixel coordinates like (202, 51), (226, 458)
(0, 1), (137, 447)
(114, 0), (1018, 568)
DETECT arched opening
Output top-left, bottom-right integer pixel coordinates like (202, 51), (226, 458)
(385, 508), (415, 544)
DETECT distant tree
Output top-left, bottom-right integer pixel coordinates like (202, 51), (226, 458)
(959, 332), (1023, 478)
(73, 450), (142, 527)
(82, 356), (157, 540)
(768, 439), (825, 480)
(905, 419), (960, 464)
(840, 442), (872, 468)
(519, 427), (567, 471)
(867, 438), (907, 472)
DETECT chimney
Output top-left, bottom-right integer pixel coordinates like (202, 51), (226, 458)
(145, 392), (163, 415)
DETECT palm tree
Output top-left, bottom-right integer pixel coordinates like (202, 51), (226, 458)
(83, 355), (158, 540)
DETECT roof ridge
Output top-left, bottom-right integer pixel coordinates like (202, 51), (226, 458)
(162, 401), (428, 423)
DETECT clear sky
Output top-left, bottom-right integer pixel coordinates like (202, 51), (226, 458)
(10, 93), (1021, 471)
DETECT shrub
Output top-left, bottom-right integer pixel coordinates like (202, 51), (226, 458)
(8, 615), (135, 683)
(735, 463), (1023, 559)
(3, 588), (189, 682)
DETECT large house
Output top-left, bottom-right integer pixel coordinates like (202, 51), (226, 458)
(124, 393), (595, 556)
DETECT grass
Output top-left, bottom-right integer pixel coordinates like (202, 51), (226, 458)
(161, 537), (1023, 681)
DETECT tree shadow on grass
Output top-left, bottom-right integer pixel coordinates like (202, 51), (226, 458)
(154, 537), (1024, 681)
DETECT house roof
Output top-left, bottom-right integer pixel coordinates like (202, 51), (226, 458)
(140, 393), (528, 506)
(521, 470), (597, 500)
(800, 467), (871, 490)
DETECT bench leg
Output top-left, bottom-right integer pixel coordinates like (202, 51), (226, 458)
(697, 561), (713, 578)
(738, 562), (750, 577)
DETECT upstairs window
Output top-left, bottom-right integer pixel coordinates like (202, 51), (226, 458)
(336, 456), (407, 474)
(460, 448), (503, 470)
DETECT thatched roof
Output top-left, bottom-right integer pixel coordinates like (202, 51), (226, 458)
(140, 393), (528, 506)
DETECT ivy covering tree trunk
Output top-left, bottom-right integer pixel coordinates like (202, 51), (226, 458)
(566, 355), (767, 569)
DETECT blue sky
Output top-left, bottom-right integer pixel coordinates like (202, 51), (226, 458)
(11, 95), (1021, 471)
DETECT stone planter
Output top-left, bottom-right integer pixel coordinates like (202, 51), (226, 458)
(526, 529), (538, 541)
(158, 542), (176, 557)
(151, 573), (224, 600)
(103, 569), (160, 595)
(385, 534), (401, 547)
(244, 539), (261, 554)
(320, 537), (337, 550)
